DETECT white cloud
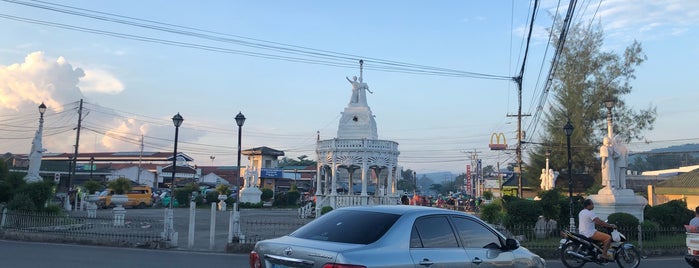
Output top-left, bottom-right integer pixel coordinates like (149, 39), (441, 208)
(0, 51), (85, 112)
(584, 0), (698, 41)
(79, 68), (124, 94)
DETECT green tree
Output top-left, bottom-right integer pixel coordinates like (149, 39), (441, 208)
(528, 20), (655, 185)
(397, 169), (416, 192)
(277, 155), (316, 167)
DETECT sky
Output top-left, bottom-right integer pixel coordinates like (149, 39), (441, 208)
(0, 0), (697, 174)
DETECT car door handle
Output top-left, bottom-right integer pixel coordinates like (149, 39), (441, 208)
(419, 258), (434, 267)
(472, 257), (483, 264)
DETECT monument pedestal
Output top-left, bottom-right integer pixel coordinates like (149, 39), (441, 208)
(588, 187), (647, 222)
(240, 187), (262, 203)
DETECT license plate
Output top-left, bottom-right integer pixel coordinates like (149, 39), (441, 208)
(271, 265), (290, 268)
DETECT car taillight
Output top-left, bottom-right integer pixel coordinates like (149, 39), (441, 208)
(249, 251), (261, 268)
(322, 264), (366, 268)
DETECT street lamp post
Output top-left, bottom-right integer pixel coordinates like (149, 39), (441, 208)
(89, 156), (95, 180)
(165, 113), (183, 246)
(235, 112), (246, 203)
(563, 120), (575, 232)
(170, 113), (183, 210)
(604, 98), (616, 138)
(231, 112), (245, 243)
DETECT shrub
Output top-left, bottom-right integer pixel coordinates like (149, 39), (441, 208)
(205, 191), (219, 203)
(8, 193), (37, 211)
(503, 199), (542, 227)
(480, 203), (504, 224)
(482, 190), (493, 200)
(215, 184), (231, 195)
(287, 190), (301, 206)
(321, 206), (333, 215)
(645, 199), (694, 227)
(273, 192), (288, 206)
(0, 174), (27, 203)
(175, 183), (200, 207)
(640, 220), (658, 240)
(260, 188), (273, 201)
(239, 202), (263, 208)
(607, 212), (639, 231)
(43, 204), (62, 215)
(538, 189), (563, 221)
(82, 180), (103, 195)
(107, 177), (132, 194)
(23, 181), (54, 209)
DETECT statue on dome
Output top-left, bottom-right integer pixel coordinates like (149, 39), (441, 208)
(346, 60), (373, 105)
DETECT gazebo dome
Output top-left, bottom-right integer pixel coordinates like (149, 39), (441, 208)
(315, 61), (400, 213)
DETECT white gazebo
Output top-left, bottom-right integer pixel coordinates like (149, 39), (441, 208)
(315, 61), (400, 213)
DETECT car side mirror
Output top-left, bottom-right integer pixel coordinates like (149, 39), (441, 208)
(505, 238), (520, 250)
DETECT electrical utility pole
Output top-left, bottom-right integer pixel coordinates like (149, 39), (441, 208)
(137, 135), (144, 185)
(508, 78), (531, 198)
(70, 99), (84, 191)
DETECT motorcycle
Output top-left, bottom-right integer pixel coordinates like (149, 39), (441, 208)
(559, 227), (641, 268)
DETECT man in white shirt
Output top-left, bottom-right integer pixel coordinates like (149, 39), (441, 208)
(579, 199), (617, 260)
(690, 206), (699, 229)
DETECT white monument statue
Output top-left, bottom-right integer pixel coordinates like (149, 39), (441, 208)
(539, 169), (557, 191)
(599, 136), (617, 188)
(239, 166), (262, 204)
(24, 103), (47, 183)
(588, 107), (647, 222)
(613, 134), (628, 189)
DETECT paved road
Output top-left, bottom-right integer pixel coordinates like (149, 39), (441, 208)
(544, 256), (687, 267)
(0, 239), (248, 268)
(0, 238), (687, 268)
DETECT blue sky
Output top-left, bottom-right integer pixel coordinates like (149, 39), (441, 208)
(0, 0), (697, 173)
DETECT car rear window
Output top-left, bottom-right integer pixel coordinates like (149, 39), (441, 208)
(290, 210), (400, 244)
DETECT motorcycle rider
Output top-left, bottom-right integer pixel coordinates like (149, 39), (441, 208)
(579, 199), (617, 260)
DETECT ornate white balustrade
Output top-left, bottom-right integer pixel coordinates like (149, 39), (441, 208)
(317, 139), (398, 152)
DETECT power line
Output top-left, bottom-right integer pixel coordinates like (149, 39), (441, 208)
(1, 0), (511, 80)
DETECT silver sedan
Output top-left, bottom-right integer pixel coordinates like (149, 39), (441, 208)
(250, 205), (546, 268)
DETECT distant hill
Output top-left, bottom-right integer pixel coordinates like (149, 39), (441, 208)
(419, 172), (456, 184)
(629, 143), (699, 172)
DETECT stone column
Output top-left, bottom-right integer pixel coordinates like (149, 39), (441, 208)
(361, 159), (368, 196)
(386, 165), (394, 197)
(331, 164), (338, 195)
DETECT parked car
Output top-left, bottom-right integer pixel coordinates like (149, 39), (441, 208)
(97, 185), (153, 209)
(250, 205), (545, 268)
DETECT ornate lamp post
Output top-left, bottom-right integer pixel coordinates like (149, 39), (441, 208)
(563, 120), (575, 232)
(604, 98), (616, 138)
(235, 112), (246, 203)
(170, 113), (184, 209)
(89, 156), (95, 180)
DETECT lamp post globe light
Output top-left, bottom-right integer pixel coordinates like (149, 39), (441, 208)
(563, 120), (574, 232)
(235, 112), (246, 205)
(170, 113), (183, 209)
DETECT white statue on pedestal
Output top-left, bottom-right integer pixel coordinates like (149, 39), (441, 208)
(539, 169), (556, 191)
(613, 135), (628, 189)
(240, 166), (262, 204)
(25, 127), (46, 182)
(600, 136), (618, 189)
(588, 119), (647, 222)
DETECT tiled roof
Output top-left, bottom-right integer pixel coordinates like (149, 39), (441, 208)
(241, 146), (285, 156)
(656, 168), (699, 195)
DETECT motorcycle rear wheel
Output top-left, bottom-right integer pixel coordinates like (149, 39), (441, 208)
(561, 242), (587, 268)
(615, 245), (641, 268)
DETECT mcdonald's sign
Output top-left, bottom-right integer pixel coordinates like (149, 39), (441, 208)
(489, 132), (507, 150)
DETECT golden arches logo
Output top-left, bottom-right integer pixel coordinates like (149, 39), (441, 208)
(489, 133), (507, 150)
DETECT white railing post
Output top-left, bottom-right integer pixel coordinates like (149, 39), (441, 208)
(188, 200), (195, 249)
(1, 208), (7, 229)
(209, 202), (216, 250)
